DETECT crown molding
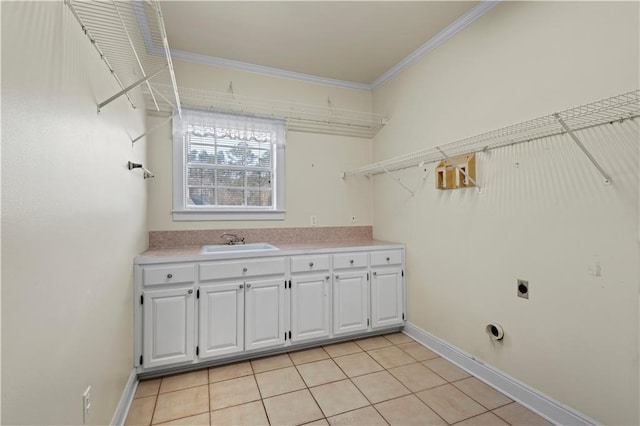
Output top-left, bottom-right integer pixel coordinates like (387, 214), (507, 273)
(170, 49), (373, 92)
(371, 1), (501, 89)
(152, 1), (500, 92)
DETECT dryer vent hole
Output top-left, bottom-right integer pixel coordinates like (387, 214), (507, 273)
(490, 325), (500, 337)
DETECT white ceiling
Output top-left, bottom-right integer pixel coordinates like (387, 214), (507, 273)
(161, 1), (482, 87)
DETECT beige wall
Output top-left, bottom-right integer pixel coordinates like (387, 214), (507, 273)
(371, 2), (639, 424)
(1, 2), (147, 424)
(146, 60), (373, 231)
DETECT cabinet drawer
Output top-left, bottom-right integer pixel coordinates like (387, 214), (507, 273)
(200, 257), (285, 281)
(142, 264), (196, 286)
(290, 255), (330, 273)
(333, 252), (368, 269)
(370, 250), (403, 266)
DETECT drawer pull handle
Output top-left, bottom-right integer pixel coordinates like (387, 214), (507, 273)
(386, 257), (390, 261)
(246, 283), (252, 288)
(373, 272), (377, 276)
(309, 262), (314, 267)
(239, 284), (244, 289)
(325, 275), (330, 280)
(167, 273), (173, 279)
(350, 259), (354, 264)
(188, 289), (193, 294)
(335, 275), (339, 279)
(242, 267), (248, 273)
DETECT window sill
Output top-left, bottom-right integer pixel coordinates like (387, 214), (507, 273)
(172, 210), (286, 221)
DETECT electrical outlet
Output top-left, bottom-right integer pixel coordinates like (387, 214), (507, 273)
(82, 386), (92, 424)
(310, 215), (317, 226)
(517, 279), (529, 299)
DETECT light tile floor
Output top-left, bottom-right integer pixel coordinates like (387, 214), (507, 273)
(126, 333), (552, 425)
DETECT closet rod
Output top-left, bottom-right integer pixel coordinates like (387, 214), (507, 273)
(343, 90), (639, 177)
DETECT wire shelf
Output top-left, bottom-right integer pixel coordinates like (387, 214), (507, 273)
(65, 0), (181, 116)
(344, 90), (639, 176)
(141, 84), (388, 139)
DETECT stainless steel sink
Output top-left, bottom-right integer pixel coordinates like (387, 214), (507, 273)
(201, 243), (279, 254)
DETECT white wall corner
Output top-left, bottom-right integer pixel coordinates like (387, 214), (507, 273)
(110, 369), (138, 426)
(371, 0), (501, 89)
(402, 322), (601, 426)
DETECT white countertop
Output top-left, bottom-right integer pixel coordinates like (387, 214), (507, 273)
(135, 240), (404, 264)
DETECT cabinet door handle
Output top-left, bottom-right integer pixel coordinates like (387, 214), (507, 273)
(242, 267), (248, 273)
(187, 289), (193, 294)
(373, 271), (377, 276)
(350, 259), (354, 265)
(386, 257), (390, 262)
(239, 284), (244, 289)
(246, 283), (252, 288)
(325, 275), (330, 280)
(335, 275), (339, 279)
(309, 262), (314, 267)
(167, 273), (173, 279)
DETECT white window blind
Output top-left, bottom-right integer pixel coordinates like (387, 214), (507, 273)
(173, 109), (286, 220)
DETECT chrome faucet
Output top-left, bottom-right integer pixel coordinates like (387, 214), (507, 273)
(221, 233), (245, 245)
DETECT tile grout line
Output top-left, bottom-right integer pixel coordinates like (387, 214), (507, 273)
(292, 359), (328, 424)
(142, 333), (518, 426)
(372, 337), (452, 426)
(148, 378), (161, 425)
(207, 368), (211, 426)
(449, 377), (515, 412)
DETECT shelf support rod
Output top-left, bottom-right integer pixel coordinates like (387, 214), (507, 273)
(436, 147), (481, 193)
(381, 167), (414, 196)
(132, 115), (173, 144)
(98, 66), (167, 113)
(112, 0), (160, 113)
(64, 0), (136, 109)
(553, 113), (612, 184)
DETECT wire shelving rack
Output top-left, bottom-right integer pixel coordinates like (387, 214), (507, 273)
(141, 84), (388, 139)
(65, 0), (181, 119)
(343, 90), (639, 187)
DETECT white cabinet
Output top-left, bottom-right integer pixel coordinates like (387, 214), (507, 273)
(371, 267), (404, 329)
(370, 250), (405, 330)
(290, 273), (331, 342)
(333, 271), (369, 335)
(142, 287), (195, 369)
(198, 282), (244, 359)
(135, 245), (405, 373)
(290, 254), (331, 343)
(200, 258), (286, 354)
(245, 278), (286, 350)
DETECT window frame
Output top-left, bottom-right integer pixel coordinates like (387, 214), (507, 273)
(172, 110), (286, 221)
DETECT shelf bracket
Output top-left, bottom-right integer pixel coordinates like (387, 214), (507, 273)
(132, 115), (173, 144)
(382, 167), (414, 197)
(98, 66), (168, 113)
(436, 147), (481, 193)
(553, 113), (612, 184)
(128, 161), (154, 179)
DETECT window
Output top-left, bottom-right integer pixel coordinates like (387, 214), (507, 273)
(173, 109), (286, 220)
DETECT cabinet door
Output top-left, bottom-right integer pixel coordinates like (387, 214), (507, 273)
(291, 274), (330, 343)
(333, 271), (369, 335)
(245, 278), (286, 351)
(143, 288), (195, 369)
(199, 283), (244, 359)
(371, 268), (404, 329)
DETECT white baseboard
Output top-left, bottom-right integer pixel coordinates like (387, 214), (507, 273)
(111, 369), (138, 426)
(403, 322), (600, 426)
